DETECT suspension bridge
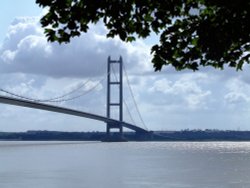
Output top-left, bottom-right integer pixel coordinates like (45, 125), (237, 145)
(0, 56), (150, 141)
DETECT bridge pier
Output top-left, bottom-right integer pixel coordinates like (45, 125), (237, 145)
(102, 123), (126, 142)
(106, 123), (123, 136)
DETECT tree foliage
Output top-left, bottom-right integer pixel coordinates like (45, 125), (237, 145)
(36, 0), (250, 71)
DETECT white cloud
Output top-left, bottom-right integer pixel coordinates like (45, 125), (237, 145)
(148, 73), (211, 109)
(224, 92), (249, 104)
(0, 17), (151, 78)
(1, 50), (16, 62)
(223, 78), (250, 110)
(4, 17), (42, 50)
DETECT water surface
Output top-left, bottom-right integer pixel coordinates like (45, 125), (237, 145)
(1, 141), (250, 188)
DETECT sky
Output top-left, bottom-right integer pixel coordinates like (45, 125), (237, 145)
(1, 1), (250, 132)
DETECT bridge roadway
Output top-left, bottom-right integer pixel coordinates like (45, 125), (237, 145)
(0, 95), (148, 133)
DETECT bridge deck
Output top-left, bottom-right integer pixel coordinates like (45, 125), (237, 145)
(0, 95), (148, 133)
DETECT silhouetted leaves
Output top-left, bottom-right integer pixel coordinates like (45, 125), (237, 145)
(36, 0), (250, 71)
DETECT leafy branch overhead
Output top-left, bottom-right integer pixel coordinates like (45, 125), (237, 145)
(36, 0), (250, 71)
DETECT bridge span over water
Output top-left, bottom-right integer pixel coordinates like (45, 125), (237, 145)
(0, 57), (150, 140)
(0, 95), (148, 134)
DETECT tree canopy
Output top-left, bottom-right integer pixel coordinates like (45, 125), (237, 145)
(36, 0), (250, 71)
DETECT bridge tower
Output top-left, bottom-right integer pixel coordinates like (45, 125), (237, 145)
(106, 56), (123, 137)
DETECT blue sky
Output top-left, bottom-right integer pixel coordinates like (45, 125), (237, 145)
(0, 0), (42, 42)
(0, 1), (250, 132)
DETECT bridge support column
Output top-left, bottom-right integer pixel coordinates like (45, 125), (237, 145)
(104, 56), (125, 142)
(106, 124), (122, 136)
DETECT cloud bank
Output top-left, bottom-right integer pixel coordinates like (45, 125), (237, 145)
(0, 17), (151, 78)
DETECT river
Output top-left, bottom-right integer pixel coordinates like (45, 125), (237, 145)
(0, 141), (250, 188)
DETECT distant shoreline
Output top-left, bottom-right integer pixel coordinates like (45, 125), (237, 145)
(2, 130), (250, 141)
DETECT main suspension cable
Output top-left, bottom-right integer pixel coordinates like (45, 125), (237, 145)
(123, 99), (136, 125)
(123, 63), (148, 130)
(0, 61), (108, 103)
(110, 65), (135, 124)
(0, 78), (91, 102)
(43, 74), (107, 102)
(110, 64), (145, 128)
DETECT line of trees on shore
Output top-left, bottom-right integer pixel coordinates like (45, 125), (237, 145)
(2, 130), (250, 141)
